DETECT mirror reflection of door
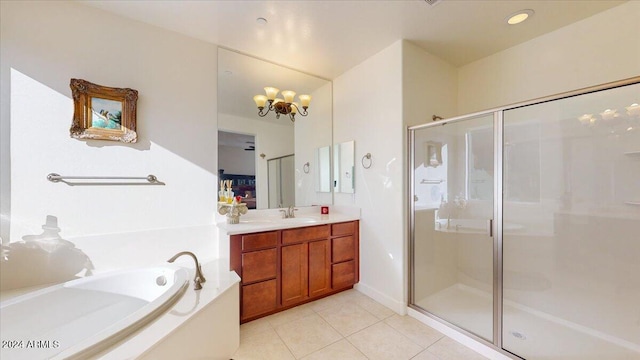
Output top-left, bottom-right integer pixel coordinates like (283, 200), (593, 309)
(218, 131), (257, 209)
(267, 155), (295, 208)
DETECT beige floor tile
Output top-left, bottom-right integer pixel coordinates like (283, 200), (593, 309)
(351, 294), (395, 320)
(308, 292), (348, 312)
(427, 337), (488, 360)
(264, 303), (315, 328)
(275, 313), (342, 358)
(330, 288), (367, 303)
(232, 328), (295, 360)
(301, 339), (368, 360)
(240, 316), (273, 340)
(347, 322), (423, 360)
(318, 302), (380, 336)
(412, 349), (442, 360)
(384, 314), (444, 348)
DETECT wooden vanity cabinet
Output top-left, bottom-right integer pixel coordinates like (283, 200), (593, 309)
(230, 220), (359, 323)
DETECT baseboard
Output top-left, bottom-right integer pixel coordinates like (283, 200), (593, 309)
(354, 282), (407, 315)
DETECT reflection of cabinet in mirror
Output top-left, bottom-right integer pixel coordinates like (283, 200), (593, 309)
(334, 140), (355, 193)
(315, 146), (331, 193)
(268, 155), (295, 208)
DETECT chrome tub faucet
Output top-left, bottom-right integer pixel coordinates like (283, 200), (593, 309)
(167, 251), (206, 290)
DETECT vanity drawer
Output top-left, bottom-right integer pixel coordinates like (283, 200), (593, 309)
(282, 225), (330, 244)
(242, 248), (277, 283)
(332, 222), (355, 236)
(242, 231), (278, 252)
(332, 260), (356, 289)
(332, 235), (355, 263)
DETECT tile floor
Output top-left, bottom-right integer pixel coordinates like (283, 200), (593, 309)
(231, 289), (489, 360)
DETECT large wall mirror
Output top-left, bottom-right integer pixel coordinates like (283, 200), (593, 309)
(217, 48), (333, 209)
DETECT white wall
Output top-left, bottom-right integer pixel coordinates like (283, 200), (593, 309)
(333, 40), (405, 312)
(332, 40), (458, 313)
(218, 113), (294, 209)
(458, 1), (640, 114)
(0, 1), (218, 289)
(403, 41), (458, 127)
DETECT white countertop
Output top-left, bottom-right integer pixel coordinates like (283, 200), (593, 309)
(216, 205), (361, 235)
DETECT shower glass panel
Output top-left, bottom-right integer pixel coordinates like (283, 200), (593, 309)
(502, 83), (640, 359)
(412, 114), (495, 342)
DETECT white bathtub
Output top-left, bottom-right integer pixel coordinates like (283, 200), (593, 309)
(0, 265), (189, 360)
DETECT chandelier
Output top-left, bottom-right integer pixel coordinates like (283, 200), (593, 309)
(253, 87), (311, 122)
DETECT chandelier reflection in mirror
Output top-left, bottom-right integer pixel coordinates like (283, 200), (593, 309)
(577, 103), (640, 134)
(253, 87), (311, 122)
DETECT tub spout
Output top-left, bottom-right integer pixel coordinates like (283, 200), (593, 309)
(167, 251), (206, 290)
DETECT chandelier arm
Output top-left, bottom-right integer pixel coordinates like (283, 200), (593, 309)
(258, 107), (271, 117)
(290, 103), (308, 117)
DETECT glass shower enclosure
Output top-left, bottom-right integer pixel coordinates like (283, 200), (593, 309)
(409, 78), (640, 360)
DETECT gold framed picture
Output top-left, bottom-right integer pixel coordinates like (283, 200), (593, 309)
(69, 79), (138, 143)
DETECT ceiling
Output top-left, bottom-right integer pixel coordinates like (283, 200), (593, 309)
(218, 130), (255, 150)
(78, 0), (625, 79)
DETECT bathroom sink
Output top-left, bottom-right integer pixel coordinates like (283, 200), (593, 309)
(239, 218), (277, 224)
(239, 217), (320, 225)
(282, 217), (320, 224)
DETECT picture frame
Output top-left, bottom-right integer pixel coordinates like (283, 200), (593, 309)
(69, 79), (138, 143)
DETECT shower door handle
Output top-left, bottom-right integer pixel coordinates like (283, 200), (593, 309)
(488, 219), (493, 237)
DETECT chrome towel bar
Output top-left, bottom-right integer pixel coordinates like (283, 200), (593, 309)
(47, 173), (165, 186)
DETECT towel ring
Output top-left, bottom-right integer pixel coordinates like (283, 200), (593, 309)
(361, 153), (372, 169)
(303, 162), (310, 174)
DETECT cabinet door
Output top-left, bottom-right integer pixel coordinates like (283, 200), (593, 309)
(242, 279), (277, 321)
(308, 239), (331, 297)
(281, 243), (308, 307)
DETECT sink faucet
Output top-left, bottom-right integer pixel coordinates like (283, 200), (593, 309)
(279, 205), (298, 219)
(167, 251), (206, 290)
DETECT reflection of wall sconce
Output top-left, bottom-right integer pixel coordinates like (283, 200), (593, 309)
(260, 153), (266, 159)
(425, 141), (443, 167)
(253, 87), (311, 123)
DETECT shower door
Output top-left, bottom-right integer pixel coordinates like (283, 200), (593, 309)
(410, 78), (640, 360)
(411, 113), (496, 342)
(502, 82), (640, 359)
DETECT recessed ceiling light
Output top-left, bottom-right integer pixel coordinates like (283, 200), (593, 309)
(256, 17), (268, 26)
(506, 9), (534, 25)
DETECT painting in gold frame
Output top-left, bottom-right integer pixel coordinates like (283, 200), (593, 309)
(70, 79), (138, 143)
